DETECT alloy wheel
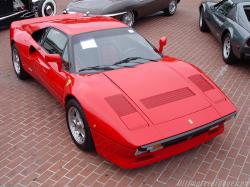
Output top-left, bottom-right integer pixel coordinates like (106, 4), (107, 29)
(68, 106), (86, 144)
(12, 48), (21, 75)
(223, 36), (231, 59)
(199, 11), (203, 28)
(169, 0), (177, 15)
(122, 11), (134, 27)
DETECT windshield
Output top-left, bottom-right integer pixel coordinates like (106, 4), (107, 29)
(71, 28), (161, 72)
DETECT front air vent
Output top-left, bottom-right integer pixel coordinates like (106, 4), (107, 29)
(189, 75), (214, 92)
(105, 94), (136, 117)
(141, 87), (195, 109)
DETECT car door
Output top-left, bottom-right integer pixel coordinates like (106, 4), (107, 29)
(35, 28), (68, 101)
(136, 0), (164, 17)
(209, 0), (235, 40)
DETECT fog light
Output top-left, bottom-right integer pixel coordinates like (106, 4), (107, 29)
(135, 143), (163, 156)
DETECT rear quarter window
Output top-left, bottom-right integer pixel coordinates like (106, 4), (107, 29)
(244, 6), (250, 21)
(46, 29), (68, 51)
(227, 6), (236, 21)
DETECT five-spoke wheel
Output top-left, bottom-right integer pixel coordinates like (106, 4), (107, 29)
(163, 0), (177, 16)
(66, 99), (94, 151)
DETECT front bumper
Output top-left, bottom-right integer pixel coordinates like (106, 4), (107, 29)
(93, 112), (236, 169)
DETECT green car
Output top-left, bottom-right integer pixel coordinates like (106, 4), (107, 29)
(199, 0), (250, 64)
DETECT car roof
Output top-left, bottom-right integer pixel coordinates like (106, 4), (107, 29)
(19, 13), (127, 35)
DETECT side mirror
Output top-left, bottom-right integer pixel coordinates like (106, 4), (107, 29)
(45, 54), (62, 72)
(159, 37), (167, 54)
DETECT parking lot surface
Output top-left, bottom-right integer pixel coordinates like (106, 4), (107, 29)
(0, 0), (250, 186)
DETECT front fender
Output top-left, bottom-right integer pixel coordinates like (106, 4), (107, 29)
(63, 74), (139, 149)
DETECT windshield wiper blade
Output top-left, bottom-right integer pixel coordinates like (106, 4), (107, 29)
(113, 57), (158, 66)
(79, 65), (114, 72)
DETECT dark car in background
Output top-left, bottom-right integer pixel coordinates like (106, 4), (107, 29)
(64, 0), (181, 27)
(0, 0), (56, 28)
(199, 0), (250, 64)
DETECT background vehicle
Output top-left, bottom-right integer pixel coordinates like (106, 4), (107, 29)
(64, 0), (181, 27)
(199, 0), (250, 64)
(0, 0), (56, 28)
(10, 14), (236, 169)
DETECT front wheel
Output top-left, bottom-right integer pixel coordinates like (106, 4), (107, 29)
(199, 9), (209, 32)
(66, 99), (94, 151)
(163, 0), (177, 16)
(37, 0), (57, 17)
(11, 44), (29, 80)
(121, 11), (135, 27)
(222, 33), (238, 64)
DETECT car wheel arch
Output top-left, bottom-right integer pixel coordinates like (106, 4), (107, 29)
(11, 40), (15, 46)
(221, 29), (232, 43)
(65, 94), (79, 108)
(199, 4), (205, 13)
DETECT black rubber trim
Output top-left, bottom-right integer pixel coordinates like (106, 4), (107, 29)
(139, 112), (237, 151)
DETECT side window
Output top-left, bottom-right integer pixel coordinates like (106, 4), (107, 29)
(43, 28), (68, 55)
(227, 6), (236, 20)
(216, 1), (235, 16)
(32, 28), (48, 45)
(62, 43), (70, 71)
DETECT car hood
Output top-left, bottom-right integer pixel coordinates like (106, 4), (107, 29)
(73, 60), (236, 146)
(104, 61), (213, 125)
(67, 0), (113, 14)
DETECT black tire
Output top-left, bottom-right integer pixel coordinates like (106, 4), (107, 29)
(199, 8), (209, 32)
(222, 33), (238, 64)
(11, 43), (29, 80)
(37, 0), (57, 17)
(163, 0), (177, 16)
(66, 99), (95, 151)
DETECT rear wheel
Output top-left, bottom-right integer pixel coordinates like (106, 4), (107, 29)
(37, 0), (57, 17)
(11, 44), (29, 80)
(121, 11), (135, 27)
(222, 33), (238, 64)
(199, 9), (209, 32)
(163, 0), (177, 16)
(66, 99), (94, 151)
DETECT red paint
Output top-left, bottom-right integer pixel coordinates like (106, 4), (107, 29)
(10, 14), (237, 169)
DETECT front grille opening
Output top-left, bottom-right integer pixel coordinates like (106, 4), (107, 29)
(161, 123), (223, 148)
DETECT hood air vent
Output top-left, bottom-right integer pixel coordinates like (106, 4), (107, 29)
(105, 94), (136, 117)
(141, 87), (195, 109)
(189, 75), (214, 92)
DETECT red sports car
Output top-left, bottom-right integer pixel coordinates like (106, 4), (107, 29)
(10, 14), (237, 169)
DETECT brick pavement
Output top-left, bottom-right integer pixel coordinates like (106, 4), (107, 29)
(0, 0), (249, 186)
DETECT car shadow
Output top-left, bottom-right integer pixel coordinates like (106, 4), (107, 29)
(228, 59), (250, 70)
(134, 11), (172, 27)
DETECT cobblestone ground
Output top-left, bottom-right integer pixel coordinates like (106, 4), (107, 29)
(0, 0), (249, 186)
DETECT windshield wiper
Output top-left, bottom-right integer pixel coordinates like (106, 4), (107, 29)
(113, 57), (158, 66)
(79, 65), (114, 72)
